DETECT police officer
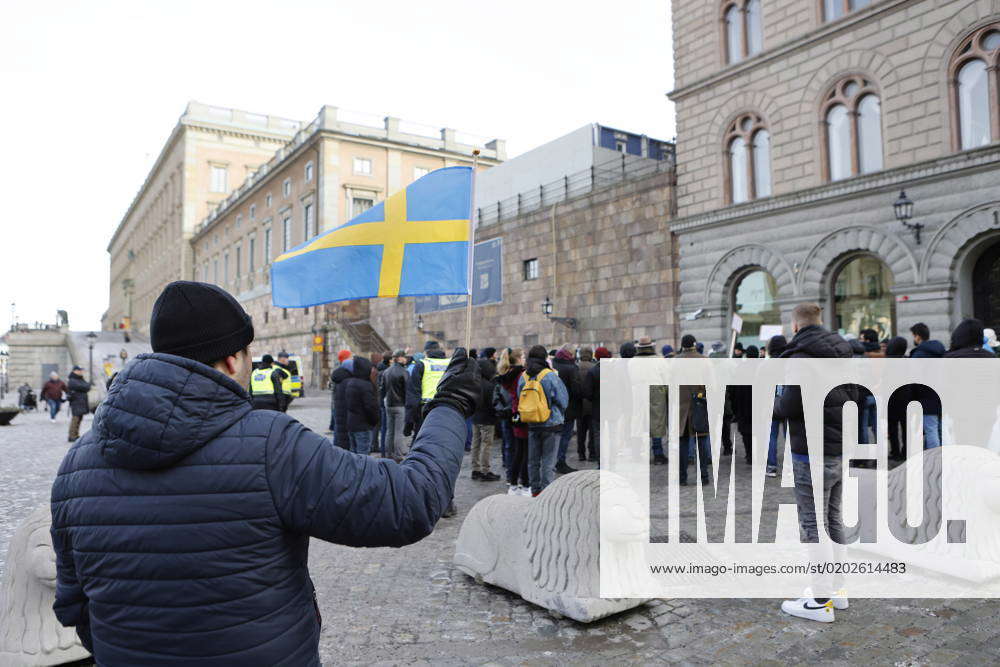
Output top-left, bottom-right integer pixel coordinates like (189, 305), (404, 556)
(406, 340), (449, 436)
(250, 353), (291, 412)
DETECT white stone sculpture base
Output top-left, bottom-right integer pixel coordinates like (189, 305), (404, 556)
(1, 505), (91, 666)
(454, 470), (651, 623)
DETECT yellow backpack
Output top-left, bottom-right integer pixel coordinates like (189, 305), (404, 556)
(518, 368), (553, 424)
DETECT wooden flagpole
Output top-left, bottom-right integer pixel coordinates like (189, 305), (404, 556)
(464, 150), (480, 352)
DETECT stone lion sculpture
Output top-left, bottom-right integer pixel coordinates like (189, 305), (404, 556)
(1, 505), (90, 666)
(847, 446), (1000, 584)
(453, 470), (652, 622)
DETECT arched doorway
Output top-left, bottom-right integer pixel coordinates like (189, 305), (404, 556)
(973, 239), (1000, 331)
(732, 269), (781, 348)
(832, 254), (895, 339)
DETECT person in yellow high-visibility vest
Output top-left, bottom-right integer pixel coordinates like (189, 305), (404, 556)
(405, 341), (449, 437)
(250, 354), (291, 412)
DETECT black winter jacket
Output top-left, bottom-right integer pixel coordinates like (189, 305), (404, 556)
(67, 373), (91, 417)
(380, 362), (409, 407)
(331, 362), (353, 448)
(472, 359), (497, 426)
(774, 325), (856, 457)
(907, 339), (946, 415)
(551, 356), (582, 421)
(344, 356), (379, 432)
(50, 353), (466, 666)
(582, 361), (601, 421)
(944, 319), (997, 358)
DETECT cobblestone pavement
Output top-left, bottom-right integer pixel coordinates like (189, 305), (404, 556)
(3, 394), (999, 665)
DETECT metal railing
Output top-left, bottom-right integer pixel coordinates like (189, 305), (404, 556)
(476, 150), (675, 227)
(340, 319), (391, 355)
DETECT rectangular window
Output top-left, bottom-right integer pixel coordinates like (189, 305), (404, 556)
(264, 227), (272, 263)
(353, 157), (372, 175)
(304, 203), (315, 238)
(352, 197), (374, 217)
(223, 252), (229, 284)
(523, 258), (539, 281)
(264, 311), (269, 324)
(235, 245), (242, 279)
(248, 236), (256, 273)
(249, 204), (256, 220)
(210, 165), (228, 193)
(282, 217), (291, 251)
(213, 258), (219, 284)
(282, 308), (288, 320)
(283, 178), (291, 197)
(235, 214), (242, 229)
(305, 161), (314, 181)
(265, 193), (272, 208)
(414, 166), (430, 180)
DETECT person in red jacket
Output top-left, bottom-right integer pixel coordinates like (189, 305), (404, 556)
(40, 371), (68, 421)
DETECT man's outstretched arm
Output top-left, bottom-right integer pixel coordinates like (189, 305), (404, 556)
(266, 352), (479, 547)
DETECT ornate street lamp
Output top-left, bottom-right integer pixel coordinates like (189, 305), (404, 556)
(541, 295), (577, 329)
(86, 331), (98, 383)
(893, 190), (923, 245)
(414, 315), (443, 340)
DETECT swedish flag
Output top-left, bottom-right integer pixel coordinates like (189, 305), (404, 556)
(271, 166), (472, 307)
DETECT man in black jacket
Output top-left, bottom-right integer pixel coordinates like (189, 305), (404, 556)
(551, 344), (581, 474)
(50, 281), (481, 665)
(774, 302), (854, 623)
(66, 366), (92, 443)
(380, 349), (410, 461)
(344, 356), (379, 455)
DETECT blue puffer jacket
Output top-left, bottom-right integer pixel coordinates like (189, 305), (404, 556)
(50, 353), (466, 666)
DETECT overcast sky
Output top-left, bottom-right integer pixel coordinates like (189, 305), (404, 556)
(1, 0), (675, 332)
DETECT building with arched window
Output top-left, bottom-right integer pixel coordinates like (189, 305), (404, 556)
(669, 0), (1000, 346)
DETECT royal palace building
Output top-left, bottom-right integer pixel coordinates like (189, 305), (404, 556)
(669, 0), (1000, 348)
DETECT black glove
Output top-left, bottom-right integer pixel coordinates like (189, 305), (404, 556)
(423, 348), (481, 419)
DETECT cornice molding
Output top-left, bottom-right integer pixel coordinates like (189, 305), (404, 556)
(671, 144), (1000, 233)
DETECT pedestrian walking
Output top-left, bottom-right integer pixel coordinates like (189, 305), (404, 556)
(41, 371), (67, 421)
(66, 366), (92, 443)
(50, 280), (481, 665)
(470, 358), (500, 481)
(551, 344), (581, 474)
(518, 345), (568, 496)
(380, 349), (410, 461)
(249, 354), (291, 412)
(776, 303), (854, 622)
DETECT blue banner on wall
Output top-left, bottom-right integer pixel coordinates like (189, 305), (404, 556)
(415, 238), (503, 314)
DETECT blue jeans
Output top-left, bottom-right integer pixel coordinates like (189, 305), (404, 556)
(923, 415), (941, 449)
(557, 420), (574, 464)
(651, 437), (665, 458)
(680, 434), (711, 483)
(528, 428), (558, 494)
(767, 421), (783, 470)
(350, 430), (373, 455)
(46, 398), (61, 419)
(465, 418), (472, 451)
(859, 395), (877, 444)
(498, 419), (514, 470)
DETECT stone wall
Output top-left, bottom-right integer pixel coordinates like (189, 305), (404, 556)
(368, 170), (678, 353)
(4, 329), (71, 392)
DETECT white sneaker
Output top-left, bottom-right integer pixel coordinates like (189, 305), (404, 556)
(781, 597), (835, 623)
(804, 587), (848, 609)
(765, 467), (778, 478)
(518, 485), (532, 497)
(507, 485), (519, 496)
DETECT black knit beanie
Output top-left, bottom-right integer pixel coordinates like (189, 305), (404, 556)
(150, 281), (254, 365)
